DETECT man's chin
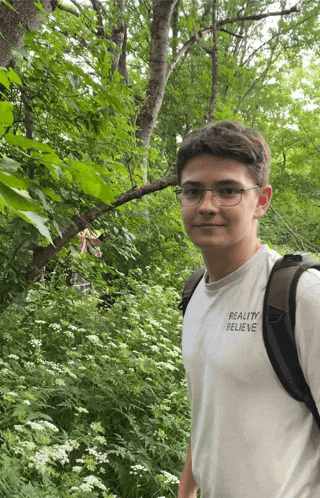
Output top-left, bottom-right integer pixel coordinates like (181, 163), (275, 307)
(190, 236), (230, 250)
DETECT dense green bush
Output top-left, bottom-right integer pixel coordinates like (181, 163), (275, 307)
(0, 276), (190, 497)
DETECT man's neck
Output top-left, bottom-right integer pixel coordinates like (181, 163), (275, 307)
(202, 239), (262, 283)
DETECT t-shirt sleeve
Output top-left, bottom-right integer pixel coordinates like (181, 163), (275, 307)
(295, 269), (320, 411)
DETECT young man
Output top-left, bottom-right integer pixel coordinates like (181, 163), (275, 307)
(176, 121), (320, 498)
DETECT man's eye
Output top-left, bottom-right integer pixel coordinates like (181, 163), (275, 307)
(184, 188), (200, 196)
(219, 187), (239, 195)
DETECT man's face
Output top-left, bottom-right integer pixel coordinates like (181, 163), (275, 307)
(180, 154), (270, 251)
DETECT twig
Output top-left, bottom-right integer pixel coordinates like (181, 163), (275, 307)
(56, 2), (80, 16)
(220, 28), (243, 38)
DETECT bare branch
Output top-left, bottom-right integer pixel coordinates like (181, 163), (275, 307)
(27, 174), (179, 281)
(167, 28), (212, 78)
(217, 4), (300, 28)
(56, 2), (80, 16)
(69, 0), (83, 11)
(193, 26), (212, 54)
(220, 28), (243, 38)
(241, 14), (317, 66)
(235, 49), (277, 113)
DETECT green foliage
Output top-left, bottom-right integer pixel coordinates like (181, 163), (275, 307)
(0, 277), (190, 497)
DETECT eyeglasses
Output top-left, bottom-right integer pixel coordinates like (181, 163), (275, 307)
(175, 184), (261, 207)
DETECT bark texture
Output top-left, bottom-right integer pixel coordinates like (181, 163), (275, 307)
(0, 0), (57, 67)
(135, 0), (179, 149)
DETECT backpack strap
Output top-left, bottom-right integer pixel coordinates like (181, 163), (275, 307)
(178, 267), (206, 316)
(263, 252), (320, 430)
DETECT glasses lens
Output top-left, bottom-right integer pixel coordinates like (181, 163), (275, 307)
(179, 187), (202, 206)
(178, 186), (242, 207)
(216, 186), (241, 206)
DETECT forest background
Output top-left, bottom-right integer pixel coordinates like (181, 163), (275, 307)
(0, 0), (320, 496)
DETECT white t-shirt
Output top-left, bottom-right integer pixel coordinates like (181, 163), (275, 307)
(182, 244), (320, 498)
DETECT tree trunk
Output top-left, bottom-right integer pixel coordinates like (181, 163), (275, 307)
(135, 0), (179, 149)
(0, 0), (57, 67)
(207, 0), (218, 122)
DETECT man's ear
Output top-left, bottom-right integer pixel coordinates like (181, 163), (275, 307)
(254, 185), (272, 220)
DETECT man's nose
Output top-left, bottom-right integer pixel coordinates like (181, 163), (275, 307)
(198, 190), (220, 212)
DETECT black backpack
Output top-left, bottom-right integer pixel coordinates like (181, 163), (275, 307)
(179, 252), (320, 430)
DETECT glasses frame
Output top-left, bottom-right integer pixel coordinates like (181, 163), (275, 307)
(175, 185), (261, 207)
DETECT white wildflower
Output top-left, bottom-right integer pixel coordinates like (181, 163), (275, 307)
(26, 421), (45, 431)
(49, 323), (62, 330)
(160, 470), (180, 484)
(14, 424), (25, 432)
(80, 475), (106, 491)
(52, 446), (69, 464)
(55, 379), (66, 386)
(35, 320), (46, 324)
(86, 448), (109, 463)
(87, 335), (102, 345)
(75, 407), (89, 413)
(29, 339), (42, 348)
(94, 435), (106, 444)
(72, 466), (82, 473)
(7, 354), (19, 360)
(64, 330), (75, 339)
(23, 399), (31, 405)
(42, 421), (59, 432)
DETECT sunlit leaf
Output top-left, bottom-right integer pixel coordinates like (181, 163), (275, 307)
(18, 211), (52, 243)
(0, 171), (29, 189)
(7, 68), (22, 86)
(42, 187), (62, 202)
(0, 157), (21, 172)
(0, 183), (39, 211)
(5, 133), (54, 152)
(0, 102), (13, 126)
(0, 69), (10, 89)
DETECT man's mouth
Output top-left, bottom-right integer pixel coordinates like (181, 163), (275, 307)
(195, 224), (225, 227)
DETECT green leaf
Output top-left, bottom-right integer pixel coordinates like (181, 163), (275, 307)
(0, 183), (39, 211)
(33, 1), (49, 13)
(42, 187), (62, 202)
(0, 124), (6, 136)
(0, 171), (29, 189)
(7, 67), (22, 86)
(0, 0), (17, 12)
(0, 102), (13, 126)
(18, 211), (52, 243)
(5, 133), (54, 152)
(0, 157), (21, 172)
(0, 69), (10, 89)
(98, 183), (117, 204)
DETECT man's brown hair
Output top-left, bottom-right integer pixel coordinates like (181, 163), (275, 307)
(176, 121), (270, 186)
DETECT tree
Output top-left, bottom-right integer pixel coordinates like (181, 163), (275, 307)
(1, 0), (320, 309)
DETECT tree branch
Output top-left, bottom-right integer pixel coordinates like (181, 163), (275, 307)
(193, 26), (212, 54)
(234, 48), (277, 113)
(216, 4), (300, 29)
(220, 28), (243, 38)
(56, 2), (80, 17)
(27, 174), (179, 281)
(69, 0), (83, 11)
(167, 28), (212, 79)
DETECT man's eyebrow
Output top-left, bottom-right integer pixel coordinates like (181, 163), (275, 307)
(181, 179), (243, 187)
